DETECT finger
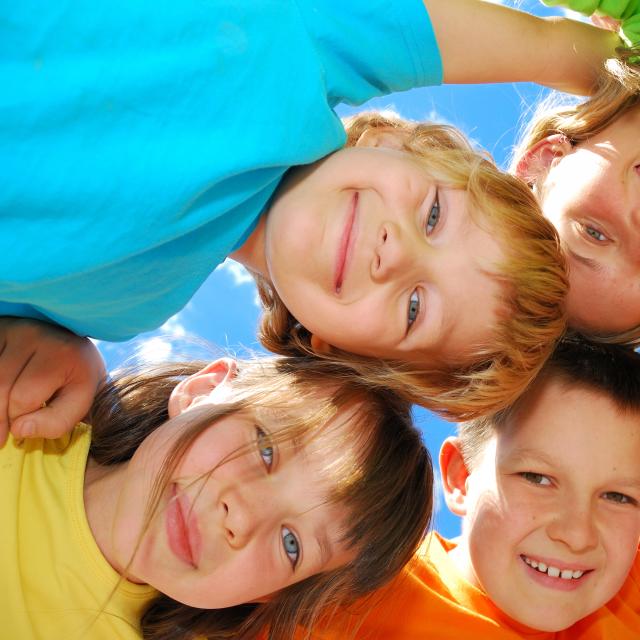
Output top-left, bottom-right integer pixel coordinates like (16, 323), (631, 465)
(0, 339), (35, 439)
(6, 354), (62, 422)
(11, 379), (95, 439)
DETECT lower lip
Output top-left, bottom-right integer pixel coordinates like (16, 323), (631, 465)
(520, 556), (591, 592)
(166, 484), (201, 568)
(334, 192), (358, 293)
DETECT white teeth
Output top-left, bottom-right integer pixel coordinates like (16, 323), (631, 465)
(522, 555), (585, 580)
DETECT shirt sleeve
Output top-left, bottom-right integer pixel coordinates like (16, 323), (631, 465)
(294, 0), (443, 106)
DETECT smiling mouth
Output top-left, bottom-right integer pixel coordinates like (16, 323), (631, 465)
(520, 554), (594, 589)
(334, 192), (358, 294)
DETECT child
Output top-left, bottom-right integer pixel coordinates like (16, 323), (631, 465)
(513, 1), (640, 344)
(2, 350), (433, 639)
(308, 336), (640, 639)
(0, 0), (621, 436)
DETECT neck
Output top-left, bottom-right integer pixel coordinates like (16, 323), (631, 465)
(84, 458), (133, 579)
(229, 213), (269, 276)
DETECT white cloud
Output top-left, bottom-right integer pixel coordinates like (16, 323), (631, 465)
(137, 336), (174, 363)
(216, 258), (254, 285)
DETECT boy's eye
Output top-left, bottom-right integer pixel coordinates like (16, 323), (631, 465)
(519, 472), (552, 486)
(281, 526), (300, 569)
(582, 224), (608, 243)
(425, 193), (440, 234)
(603, 491), (637, 506)
(256, 427), (274, 471)
(407, 290), (420, 329)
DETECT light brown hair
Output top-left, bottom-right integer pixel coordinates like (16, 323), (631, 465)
(88, 355), (432, 639)
(512, 49), (640, 345)
(256, 111), (568, 421)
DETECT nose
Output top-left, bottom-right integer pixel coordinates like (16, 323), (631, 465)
(220, 484), (267, 548)
(371, 222), (418, 283)
(546, 500), (599, 554)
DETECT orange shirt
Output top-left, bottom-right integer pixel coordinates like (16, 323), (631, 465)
(307, 533), (640, 639)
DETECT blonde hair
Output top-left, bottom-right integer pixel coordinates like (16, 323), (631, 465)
(257, 112), (568, 421)
(88, 355), (432, 640)
(512, 49), (640, 346)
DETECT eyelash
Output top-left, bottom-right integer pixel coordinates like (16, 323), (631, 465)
(425, 192), (440, 235)
(281, 526), (301, 570)
(519, 471), (552, 486)
(256, 426), (274, 471)
(406, 192), (441, 331)
(581, 223), (608, 243)
(602, 491), (638, 506)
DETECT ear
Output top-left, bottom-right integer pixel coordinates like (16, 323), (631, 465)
(309, 333), (332, 354)
(355, 127), (407, 151)
(513, 134), (573, 186)
(168, 358), (238, 418)
(439, 437), (471, 517)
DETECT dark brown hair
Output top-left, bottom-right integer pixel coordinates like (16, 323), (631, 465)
(458, 334), (640, 467)
(88, 355), (433, 639)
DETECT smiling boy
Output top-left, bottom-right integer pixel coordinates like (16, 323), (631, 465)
(309, 336), (640, 639)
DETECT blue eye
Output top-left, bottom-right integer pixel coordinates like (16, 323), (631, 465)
(426, 194), (440, 234)
(256, 427), (274, 470)
(281, 527), (300, 569)
(407, 290), (420, 328)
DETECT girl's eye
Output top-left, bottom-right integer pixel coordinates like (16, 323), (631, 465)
(603, 491), (637, 506)
(256, 427), (274, 471)
(425, 193), (440, 234)
(520, 472), (552, 486)
(407, 290), (420, 329)
(583, 224), (608, 243)
(281, 526), (300, 569)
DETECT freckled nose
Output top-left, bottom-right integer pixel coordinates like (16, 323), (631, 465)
(547, 504), (598, 553)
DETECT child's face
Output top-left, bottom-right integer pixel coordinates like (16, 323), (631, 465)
(264, 145), (504, 363)
(101, 367), (356, 608)
(449, 378), (640, 631)
(534, 106), (640, 335)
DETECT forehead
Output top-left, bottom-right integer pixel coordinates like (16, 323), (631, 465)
(497, 377), (640, 467)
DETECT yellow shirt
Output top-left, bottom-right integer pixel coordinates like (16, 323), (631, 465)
(1, 425), (157, 640)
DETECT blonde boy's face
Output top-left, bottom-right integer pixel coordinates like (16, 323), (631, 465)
(449, 378), (640, 632)
(264, 144), (504, 363)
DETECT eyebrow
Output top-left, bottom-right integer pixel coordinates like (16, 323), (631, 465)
(567, 249), (604, 274)
(506, 447), (558, 468)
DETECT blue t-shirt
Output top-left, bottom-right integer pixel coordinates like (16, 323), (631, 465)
(1, 0), (442, 340)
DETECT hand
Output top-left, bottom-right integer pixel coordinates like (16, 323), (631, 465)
(0, 317), (106, 444)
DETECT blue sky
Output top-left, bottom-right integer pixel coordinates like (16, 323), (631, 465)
(96, 1), (583, 539)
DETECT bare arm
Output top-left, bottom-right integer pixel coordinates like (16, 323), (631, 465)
(423, 0), (621, 95)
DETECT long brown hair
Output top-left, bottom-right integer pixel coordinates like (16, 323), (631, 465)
(88, 355), (433, 639)
(257, 111), (568, 421)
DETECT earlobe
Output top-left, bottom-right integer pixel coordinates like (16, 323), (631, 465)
(309, 333), (332, 354)
(168, 358), (238, 417)
(355, 127), (407, 151)
(439, 437), (471, 517)
(514, 134), (572, 186)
